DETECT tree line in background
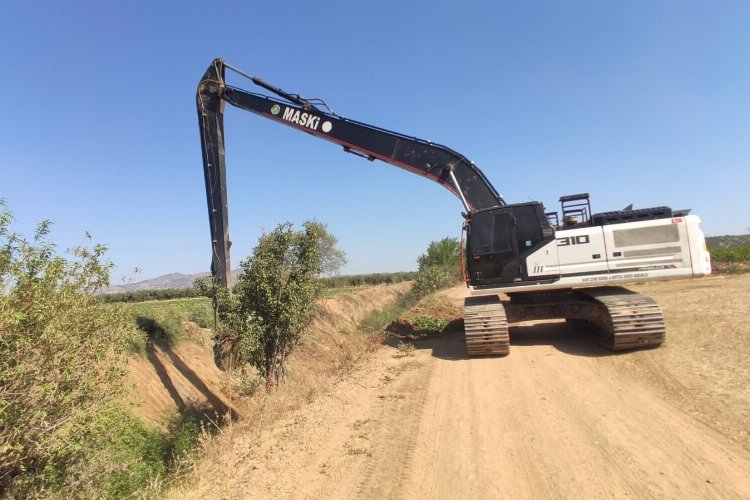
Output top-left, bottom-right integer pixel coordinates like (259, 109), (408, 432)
(99, 271), (419, 304)
(99, 286), (202, 303)
(321, 271), (417, 288)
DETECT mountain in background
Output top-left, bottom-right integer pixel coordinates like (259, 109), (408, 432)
(102, 270), (241, 294)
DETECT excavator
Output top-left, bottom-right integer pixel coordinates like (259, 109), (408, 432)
(197, 59), (712, 357)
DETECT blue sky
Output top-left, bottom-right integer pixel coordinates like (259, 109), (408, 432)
(2, 1), (748, 282)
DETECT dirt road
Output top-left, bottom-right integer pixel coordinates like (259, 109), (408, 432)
(175, 276), (750, 499)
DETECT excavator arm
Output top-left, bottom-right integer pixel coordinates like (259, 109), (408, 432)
(197, 59), (504, 287)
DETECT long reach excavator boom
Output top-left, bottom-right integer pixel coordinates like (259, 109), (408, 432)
(197, 59), (711, 358)
(197, 58), (504, 288)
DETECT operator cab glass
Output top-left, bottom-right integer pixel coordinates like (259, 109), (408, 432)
(466, 202), (555, 287)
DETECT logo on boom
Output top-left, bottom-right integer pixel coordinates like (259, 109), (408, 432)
(278, 106), (332, 134)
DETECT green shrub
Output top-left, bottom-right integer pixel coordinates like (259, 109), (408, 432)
(411, 265), (455, 299)
(188, 308), (213, 329)
(407, 237), (464, 300)
(77, 407), (168, 498)
(236, 370), (264, 398)
(710, 246), (750, 263)
(0, 201), (149, 495)
(165, 408), (203, 463)
(417, 237), (461, 278)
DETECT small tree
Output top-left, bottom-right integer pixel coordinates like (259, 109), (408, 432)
(312, 220), (347, 276)
(411, 237), (463, 299)
(208, 221), (344, 389)
(417, 237), (461, 278)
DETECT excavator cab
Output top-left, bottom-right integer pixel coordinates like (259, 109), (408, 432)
(465, 202), (556, 287)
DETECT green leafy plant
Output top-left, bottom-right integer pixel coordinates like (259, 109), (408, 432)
(0, 200), (149, 496)
(410, 315), (448, 332)
(710, 246), (750, 263)
(236, 370), (264, 398)
(409, 237), (463, 299)
(417, 237), (461, 277)
(204, 221), (345, 389)
(411, 265), (455, 299)
(135, 315), (185, 348)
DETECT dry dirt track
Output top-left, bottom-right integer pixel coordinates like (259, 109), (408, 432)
(175, 276), (750, 499)
(404, 329), (749, 499)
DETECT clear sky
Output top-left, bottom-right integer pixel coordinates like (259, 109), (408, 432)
(2, 1), (749, 282)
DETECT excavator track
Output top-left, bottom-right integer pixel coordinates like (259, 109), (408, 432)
(463, 296), (509, 356)
(582, 287), (666, 350)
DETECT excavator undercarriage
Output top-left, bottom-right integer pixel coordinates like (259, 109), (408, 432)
(463, 286), (666, 356)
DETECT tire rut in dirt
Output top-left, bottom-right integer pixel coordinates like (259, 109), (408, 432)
(355, 361), (433, 499)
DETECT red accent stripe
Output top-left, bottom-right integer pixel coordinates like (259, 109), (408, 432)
(460, 221), (470, 284)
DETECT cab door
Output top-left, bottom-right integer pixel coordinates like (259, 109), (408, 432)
(467, 208), (522, 285)
(466, 202), (555, 286)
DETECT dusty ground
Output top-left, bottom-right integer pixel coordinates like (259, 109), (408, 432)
(168, 275), (750, 499)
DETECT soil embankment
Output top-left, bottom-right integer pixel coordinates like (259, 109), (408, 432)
(126, 283), (411, 427)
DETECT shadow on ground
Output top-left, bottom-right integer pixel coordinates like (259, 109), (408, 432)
(136, 316), (239, 423)
(384, 315), (618, 361)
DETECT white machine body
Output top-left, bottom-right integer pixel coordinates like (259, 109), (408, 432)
(470, 214), (711, 296)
